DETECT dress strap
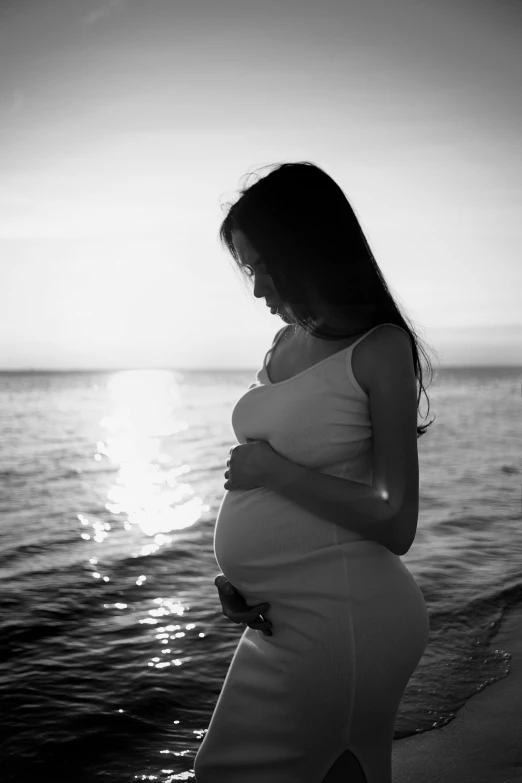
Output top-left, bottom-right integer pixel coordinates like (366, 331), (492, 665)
(264, 322), (409, 368)
(347, 322), (410, 351)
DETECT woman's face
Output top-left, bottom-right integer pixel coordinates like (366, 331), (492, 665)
(231, 229), (285, 316)
(230, 228), (352, 332)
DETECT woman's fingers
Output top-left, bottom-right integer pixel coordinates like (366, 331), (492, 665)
(236, 609), (269, 623)
(214, 576), (273, 633)
(230, 610), (273, 635)
(215, 575), (235, 594)
(224, 604), (272, 630)
(227, 607), (265, 623)
(245, 614), (273, 633)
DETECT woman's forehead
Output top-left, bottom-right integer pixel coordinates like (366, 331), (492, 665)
(231, 229), (259, 262)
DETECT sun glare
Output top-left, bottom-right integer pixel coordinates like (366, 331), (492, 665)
(98, 370), (209, 544)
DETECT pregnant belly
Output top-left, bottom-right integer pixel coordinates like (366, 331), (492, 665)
(214, 486), (368, 591)
(213, 488), (421, 642)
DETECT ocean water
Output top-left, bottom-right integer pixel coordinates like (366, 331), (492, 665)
(0, 364), (520, 781)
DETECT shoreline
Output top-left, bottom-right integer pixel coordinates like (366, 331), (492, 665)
(392, 602), (522, 782)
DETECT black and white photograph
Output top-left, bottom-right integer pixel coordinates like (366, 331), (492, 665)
(0, 1), (521, 781)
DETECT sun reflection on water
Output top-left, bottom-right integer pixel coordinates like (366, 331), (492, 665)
(78, 370), (214, 700)
(97, 369), (209, 544)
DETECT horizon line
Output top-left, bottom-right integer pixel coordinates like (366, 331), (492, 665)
(0, 364), (521, 373)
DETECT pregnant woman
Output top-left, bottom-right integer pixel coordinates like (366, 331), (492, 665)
(194, 162), (435, 783)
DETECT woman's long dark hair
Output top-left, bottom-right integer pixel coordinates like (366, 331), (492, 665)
(219, 161), (437, 437)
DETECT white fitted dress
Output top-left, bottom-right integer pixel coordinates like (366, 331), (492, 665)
(194, 323), (430, 783)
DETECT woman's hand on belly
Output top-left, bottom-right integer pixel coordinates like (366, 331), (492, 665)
(215, 575), (273, 636)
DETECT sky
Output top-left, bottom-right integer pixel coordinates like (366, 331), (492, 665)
(0, 0), (521, 370)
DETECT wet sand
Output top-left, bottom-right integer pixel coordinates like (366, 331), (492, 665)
(392, 603), (522, 782)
